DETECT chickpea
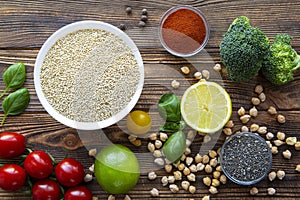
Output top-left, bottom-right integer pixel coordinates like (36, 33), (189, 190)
(203, 176), (211, 186)
(268, 171), (276, 181)
(267, 106), (277, 115)
(259, 92), (266, 102)
(282, 149), (292, 159)
(267, 188), (276, 195)
(249, 106), (258, 117)
(171, 80), (180, 89)
(181, 180), (190, 191)
(251, 97), (261, 106)
(213, 63), (222, 72)
(194, 71), (202, 79)
(277, 114), (286, 123)
(286, 137), (297, 146)
(238, 107), (246, 116)
(276, 170), (285, 180)
(188, 185), (196, 194)
(254, 85), (263, 94)
(180, 66), (190, 74)
(250, 187), (259, 195)
(150, 188), (159, 197)
(202, 69), (210, 79)
(240, 115), (251, 124)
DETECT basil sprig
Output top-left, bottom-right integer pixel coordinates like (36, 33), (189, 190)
(162, 130), (186, 163)
(1, 88), (30, 125)
(158, 93), (184, 132)
(0, 63), (26, 99)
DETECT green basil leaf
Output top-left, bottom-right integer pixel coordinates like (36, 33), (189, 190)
(160, 120), (186, 133)
(1, 88), (30, 125)
(0, 63), (26, 98)
(158, 94), (181, 122)
(162, 130), (186, 163)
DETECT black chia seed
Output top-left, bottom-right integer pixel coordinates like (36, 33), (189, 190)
(220, 132), (272, 185)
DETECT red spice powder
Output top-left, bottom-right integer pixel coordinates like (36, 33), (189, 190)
(161, 8), (207, 54)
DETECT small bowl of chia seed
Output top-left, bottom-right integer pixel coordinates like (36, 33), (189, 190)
(220, 132), (272, 185)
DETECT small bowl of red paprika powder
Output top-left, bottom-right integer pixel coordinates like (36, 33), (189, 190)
(158, 5), (210, 57)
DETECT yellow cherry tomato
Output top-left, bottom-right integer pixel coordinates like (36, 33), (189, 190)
(126, 110), (152, 135)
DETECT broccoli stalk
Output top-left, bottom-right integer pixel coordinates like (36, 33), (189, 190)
(262, 33), (300, 85)
(220, 16), (270, 83)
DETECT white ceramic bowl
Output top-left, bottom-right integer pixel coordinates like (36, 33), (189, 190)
(34, 20), (144, 130)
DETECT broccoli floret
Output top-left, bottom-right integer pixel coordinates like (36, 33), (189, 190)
(262, 33), (300, 85)
(220, 16), (270, 82)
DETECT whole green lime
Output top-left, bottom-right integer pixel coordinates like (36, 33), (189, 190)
(94, 144), (140, 194)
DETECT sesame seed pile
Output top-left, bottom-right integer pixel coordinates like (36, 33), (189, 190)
(40, 29), (140, 122)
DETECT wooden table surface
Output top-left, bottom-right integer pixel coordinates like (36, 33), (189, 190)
(1, 0), (300, 199)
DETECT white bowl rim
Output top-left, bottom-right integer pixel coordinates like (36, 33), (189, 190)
(34, 20), (144, 130)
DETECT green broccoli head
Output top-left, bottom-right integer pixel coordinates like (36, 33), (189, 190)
(262, 33), (300, 85)
(220, 16), (270, 82)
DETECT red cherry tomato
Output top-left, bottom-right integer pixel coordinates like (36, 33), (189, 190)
(0, 132), (26, 159)
(32, 179), (61, 200)
(55, 158), (84, 187)
(0, 164), (26, 191)
(64, 185), (92, 200)
(24, 150), (54, 179)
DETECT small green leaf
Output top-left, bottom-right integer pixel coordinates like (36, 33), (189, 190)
(160, 120), (186, 133)
(1, 88), (30, 125)
(162, 130), (186, 163)
(158, 94), (181, 122)
(0, 63), (26, 99)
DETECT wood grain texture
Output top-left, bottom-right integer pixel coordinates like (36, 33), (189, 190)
(0, 0), (300, 199)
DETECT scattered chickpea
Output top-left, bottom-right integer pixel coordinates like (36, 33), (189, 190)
(131, 139), (142, 147)
(251, 97), (261, 106)
(194, 71), (202, 79)
(165, 164), (173, 173)
(147, 142), (155, 152)
(187, 130), (196, 140)
(167, 176), (175, 184)
(250, 123), (259, 132)
(128, 135), (137, 142)
(266, 141), (272, 148)
(84, 174), (93, 182)
(141, 15), (148, 22)
(186, 157), (194, 166)
(267, 188), (276, 195)
(286, 137), (297, 146)
(153, 150), (162, 158)
(169, 184), (179, 193)
(195, 154), (203, 163)
(159, 132), (168, 142)
(108, 195), (115, 200)
(259, 92), (266, 102)
(154, 158), (165, 166)
(249, 106), (258, 117)
(213, 63), (222, 72)
(89, 164), (94, 172)
(189, 185), (196, 194)
(148, 171), (157, 180)
(205, 164), (213, 173)
(150, 188), (159, 197)
(225, 120), (234, 128)
(277, 114), (286, 124)
(268, 171), (276, 181)
(223, 128), (232, 136)
(209, 186), (218, 194)
(182, 167), (191, 176)
(254, 85), (264, 94)
(266, 132), (274, 140)
(203, 135), (212, 143)
(213, 171), (221, 179)
(277, 170), (285, 180)
(171, 80), (180, 89)
(88, 148), (97, 157)
(178, 163), (185, 171)
(142, 8), (148, 15)
(187, 173), (196, 182)
(209, 158), (218, 168)
(219, 174), (227, 184)
(189, 164), (197, 173)
(155, 140), (163, 149)
(203, 176), (212, 186)
(208, 150), (217, 159)
(267, 106), (277, 115)
(240, 114), (251, 124)
(212, 179), (220, 187)
(138, 20), (146, 27)
(295, 164), (300, 172)
(216, 165), (222, 172)
(124, 195), (131, 200)
(161, 176), (168, 186)
(277, 131), (286, 141)
(174, 171), (182, 181)
(238, 107), (246, 116)
(186, 140), (192, 148)
(202, 195), (210, 200)
(181, 66), (190, 75)
(241, 125), (249, 132)
(181, 154), (187, 162)
(274, 139), (285, 146)
(250, 187), (259, 195)
(271, 146), (278, 154)
(257, 126), (267, 134)
(202, 155), (210, 164)
(149, 133), (157, 140)
(125, 7), (132, 14)
(283, 149), (292, 159)
(181, 180), (190, 191)
(202, 69), (210, 79)
(197, 163), (205, 171)
(295, 142), (300, 150)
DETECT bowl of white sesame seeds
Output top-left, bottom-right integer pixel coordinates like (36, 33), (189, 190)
(34, 20), (144, 130)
